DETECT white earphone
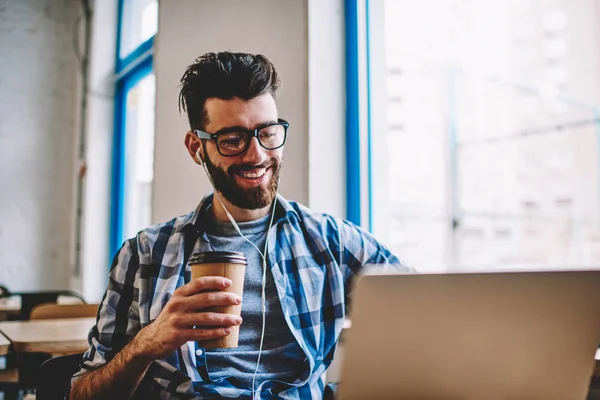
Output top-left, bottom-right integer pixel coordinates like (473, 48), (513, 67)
(195, 140), (277, 398)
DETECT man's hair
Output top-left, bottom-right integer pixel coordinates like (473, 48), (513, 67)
(179, 52), (281, 130)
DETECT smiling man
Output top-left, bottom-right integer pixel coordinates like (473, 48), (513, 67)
(70, 52), (409, 399)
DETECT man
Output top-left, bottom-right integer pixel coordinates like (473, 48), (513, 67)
(70, 52), (408, 399)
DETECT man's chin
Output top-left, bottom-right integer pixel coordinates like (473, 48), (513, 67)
(220, 185), (275, 210)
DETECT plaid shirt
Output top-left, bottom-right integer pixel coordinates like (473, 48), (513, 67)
(74, 195), (407, 399)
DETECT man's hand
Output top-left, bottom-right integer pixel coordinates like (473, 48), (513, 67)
(70, 276), (242, 400)
(132, 276), (243, 360)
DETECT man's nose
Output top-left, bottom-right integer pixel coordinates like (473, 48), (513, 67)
(241, 137), (267, 165)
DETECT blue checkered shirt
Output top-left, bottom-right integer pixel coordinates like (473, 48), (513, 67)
(73, 195), (408, 399)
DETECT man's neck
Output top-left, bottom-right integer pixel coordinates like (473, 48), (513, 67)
(211, 193), (271, 223)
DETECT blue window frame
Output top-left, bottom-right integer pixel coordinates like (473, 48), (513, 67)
(110, 0), (158, 258)
(345, 0), (373, 231)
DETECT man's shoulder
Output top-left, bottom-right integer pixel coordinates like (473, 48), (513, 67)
(137, 211), (194, 236)
(281, 197), (343, 233)
(283, 198), (378, 243)
(129, 210), (196, 253)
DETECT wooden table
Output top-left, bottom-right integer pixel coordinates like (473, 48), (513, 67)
(0, 317), (94, 355)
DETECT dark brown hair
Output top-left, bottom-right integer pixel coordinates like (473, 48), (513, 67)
(179, 52), (281, 130)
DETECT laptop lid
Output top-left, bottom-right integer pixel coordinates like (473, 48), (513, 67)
(338, 270), (600, 400)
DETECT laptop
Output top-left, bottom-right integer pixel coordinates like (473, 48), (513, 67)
(337, 270), (600, 400)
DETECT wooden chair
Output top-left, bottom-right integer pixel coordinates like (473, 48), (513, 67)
(0, 289), (87, 321)
(29, 304), (98, 320)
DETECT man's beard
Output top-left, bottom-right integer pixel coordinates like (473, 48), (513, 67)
(203, 149), (280, 210)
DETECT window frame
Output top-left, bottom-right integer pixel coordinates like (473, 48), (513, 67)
(345, 0), (373, 231)
(110, 0), (156, 258)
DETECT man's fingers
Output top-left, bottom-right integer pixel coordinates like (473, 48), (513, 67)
(175, 312), (242, 328)
(182, 327), (233, 342)
(175, 276), (231, 297)
(183, 291), (242, 311)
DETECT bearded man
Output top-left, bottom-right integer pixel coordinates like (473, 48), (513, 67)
(70, 52), (409, 400)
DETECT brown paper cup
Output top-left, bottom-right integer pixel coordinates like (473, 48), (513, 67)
(189, 251), (247, 349)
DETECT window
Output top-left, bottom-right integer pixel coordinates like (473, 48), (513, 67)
(111, 0), (158, 257)
(118, 0), (158, 60)
(348, 0), (600, 272)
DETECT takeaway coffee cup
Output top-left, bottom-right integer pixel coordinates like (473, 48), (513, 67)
(188, 251), (247, 348)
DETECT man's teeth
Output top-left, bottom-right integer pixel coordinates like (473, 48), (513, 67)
(239, 169), (266, 178)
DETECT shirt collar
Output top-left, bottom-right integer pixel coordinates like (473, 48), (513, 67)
(183, 193), (298, 237)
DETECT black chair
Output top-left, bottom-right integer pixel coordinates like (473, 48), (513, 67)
(324, 382), (337, 400)
(18, 291), (86, 321)
(0, 287), (86, 321)
(36, 353), (83, 400)
(0, 285), (10, 297)
(588, 376), (600, 400)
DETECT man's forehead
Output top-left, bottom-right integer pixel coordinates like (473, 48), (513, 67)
(204, 94), (278, 130)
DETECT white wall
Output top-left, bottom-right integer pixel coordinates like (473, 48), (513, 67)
(307, 0), (346, 218)
(77, 0), (118, 302)
(153, 0), (345, 223)
(0, 0), (80, 291)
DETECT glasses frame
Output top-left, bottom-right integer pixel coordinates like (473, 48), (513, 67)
(193, 118), (289, 157)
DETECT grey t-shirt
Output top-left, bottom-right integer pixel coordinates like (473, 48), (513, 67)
(204, 210), (306, 388)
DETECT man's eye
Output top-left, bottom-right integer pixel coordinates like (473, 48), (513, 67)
(219, 133), (245, 147)
(260, 126), (282, 138)
(222, 137), (241, 144)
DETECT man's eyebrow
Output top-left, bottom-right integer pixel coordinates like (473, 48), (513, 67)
(213, 120), (279, 134)
(258, 119), (279, 127)
(214, 125), (248, 134)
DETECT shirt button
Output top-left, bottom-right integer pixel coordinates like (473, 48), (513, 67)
(196, 349), (203, 356)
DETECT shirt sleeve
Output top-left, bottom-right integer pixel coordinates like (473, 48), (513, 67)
(72, 238), (142, 382)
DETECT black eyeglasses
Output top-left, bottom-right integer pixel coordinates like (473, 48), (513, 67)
(194, 119), (289, 157)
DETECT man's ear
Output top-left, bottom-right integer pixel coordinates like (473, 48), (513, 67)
(184, 131), (204, 165)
